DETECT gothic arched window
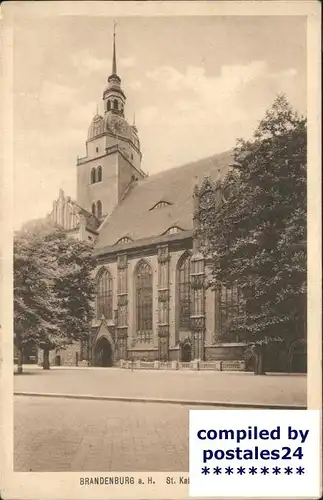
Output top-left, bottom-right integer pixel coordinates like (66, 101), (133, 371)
(97, 166), (102, 182)
(97, 268), (113, 320)
(91, 203), (96, 215)
(135, 261), (153, 342)
(113, 99), (118, 110)
(178, 253), (191, 330)
(97, 200), (102, 218)
(91, 168), (96, 184)
(219, 283), (241, 332)
(107, 100), (111, 111)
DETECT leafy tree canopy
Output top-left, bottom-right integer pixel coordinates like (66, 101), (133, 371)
(199, 94), (307, 346)
(14, 219), (97, 352)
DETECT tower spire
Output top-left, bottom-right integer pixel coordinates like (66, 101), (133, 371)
(112, 22), (117, 75)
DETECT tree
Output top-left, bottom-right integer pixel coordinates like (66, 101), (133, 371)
(14, 221), (97, 372)
(199, 95), (307, 374)
(14, 230), (62, 373)
(42, 230), (97, 368)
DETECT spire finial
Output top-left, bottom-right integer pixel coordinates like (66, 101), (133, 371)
(133, 112), (136, 127)
(112, 22), (117, 75)
(96, 104), (99, 115)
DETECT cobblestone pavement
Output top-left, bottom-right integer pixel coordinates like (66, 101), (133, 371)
(15, 396), (227, 472)
(14, 366), (307, 406)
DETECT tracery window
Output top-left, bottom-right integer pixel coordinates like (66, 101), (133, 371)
(91, 168), (96, 184)
(135, 261), (153, 342)
(97, 200), (102, 218)
(97, 268), (113, 320)
(178, 253), (191, 330)
(219, 283), (242, 332)
(97, 166), (102, 182)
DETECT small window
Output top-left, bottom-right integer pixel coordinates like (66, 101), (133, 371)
(96, 146), (99, 153)
(91, 203), (96, 215)
(97, 200), (102, 218)
(116, 236), (132, 245)
(97, 166), (102, 182)
(113, 99), (118, 110)
(150, 201), (171, 211)
(91, 168), (96, 184)
(107, 101), (111, 111)
(164, 226), (182, 235)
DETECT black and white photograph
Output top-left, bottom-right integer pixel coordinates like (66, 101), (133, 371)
(0, 1), (321, 499)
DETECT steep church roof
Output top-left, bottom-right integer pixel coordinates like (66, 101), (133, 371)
(95, 149), (233, 252)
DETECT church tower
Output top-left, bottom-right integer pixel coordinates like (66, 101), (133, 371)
(76, 28), (147, 221)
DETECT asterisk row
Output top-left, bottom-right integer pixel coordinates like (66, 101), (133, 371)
(201, 466), (305, 476)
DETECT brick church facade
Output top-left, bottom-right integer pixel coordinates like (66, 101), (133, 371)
(43, 33), (306, 373)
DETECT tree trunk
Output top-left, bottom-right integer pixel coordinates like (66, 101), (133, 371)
(43, 348), (50, 370)
(17, 346), (23, 374)
(254, 347), (265, 376)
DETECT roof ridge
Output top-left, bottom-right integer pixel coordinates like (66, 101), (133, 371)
(138, 148), (233, 183)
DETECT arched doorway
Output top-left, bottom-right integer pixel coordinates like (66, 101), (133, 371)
(181, 340), (192, 362)
(289, 340), (307, 373)
(94, 337), (113, 367)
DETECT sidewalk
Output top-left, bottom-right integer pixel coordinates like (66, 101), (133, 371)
(14, 365), (307, 408)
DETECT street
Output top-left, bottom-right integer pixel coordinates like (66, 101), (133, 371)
(15, 395), (212, 472)
(14, 368), (306, 472)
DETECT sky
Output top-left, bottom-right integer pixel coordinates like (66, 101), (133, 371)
(13, 14), (306, 229)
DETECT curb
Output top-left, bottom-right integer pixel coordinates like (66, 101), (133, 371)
(14, 391), (307, 410)
(15, 366), (307, 376)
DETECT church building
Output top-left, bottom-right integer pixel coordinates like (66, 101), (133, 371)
(47, 33), (306, 373)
